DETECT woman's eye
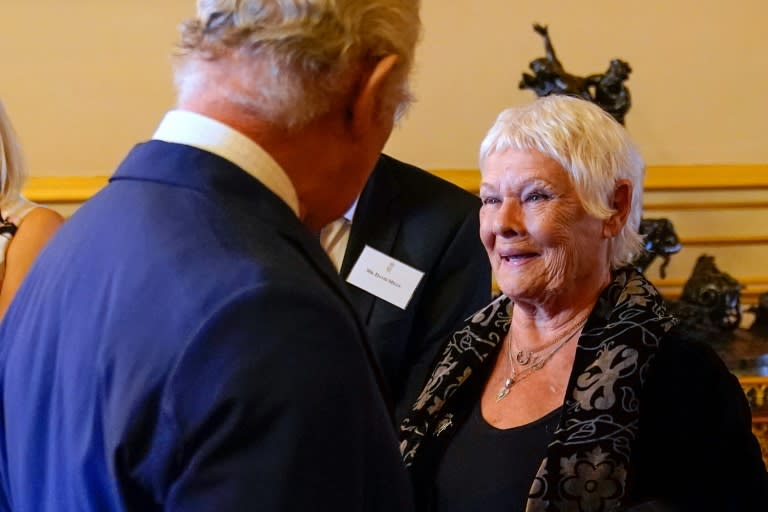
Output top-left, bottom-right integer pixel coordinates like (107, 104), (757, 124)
(481, 197), (500, 205)
(524, 192), (547, 202)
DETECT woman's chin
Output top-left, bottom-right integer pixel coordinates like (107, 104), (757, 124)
(496, 279), (544, 302)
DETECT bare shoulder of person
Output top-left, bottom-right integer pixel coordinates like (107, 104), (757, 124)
(0, 206), (64, 314)
(12, 206), (65, 251)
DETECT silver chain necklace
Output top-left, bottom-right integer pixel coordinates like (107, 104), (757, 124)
(510, 333), (567, 367)
(495, 319), (587, 402)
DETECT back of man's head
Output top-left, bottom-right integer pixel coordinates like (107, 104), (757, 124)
(172, 0), (421, 130)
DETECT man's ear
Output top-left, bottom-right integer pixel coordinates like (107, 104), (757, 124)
(603, 180), (632, 238)
(349, 54), (399, 135)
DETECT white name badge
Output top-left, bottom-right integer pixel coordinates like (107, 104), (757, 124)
(346, 245), (424, 310)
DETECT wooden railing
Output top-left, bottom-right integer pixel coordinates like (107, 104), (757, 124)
(21, 164), (768, 465)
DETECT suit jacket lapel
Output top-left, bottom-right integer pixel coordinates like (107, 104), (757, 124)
(340, 161), (403, 323)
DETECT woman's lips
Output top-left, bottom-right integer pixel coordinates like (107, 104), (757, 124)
(499, 252), (538, 263)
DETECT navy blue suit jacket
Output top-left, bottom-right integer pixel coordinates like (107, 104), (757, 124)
(341, 155), (491, 421)
(0, 142), (413, 511)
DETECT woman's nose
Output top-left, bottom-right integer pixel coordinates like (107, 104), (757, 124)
(493, 200), (523, 237)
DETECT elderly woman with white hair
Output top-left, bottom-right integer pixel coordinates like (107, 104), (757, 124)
(0, 100), (63, 318)
(400, 95), (767, 511)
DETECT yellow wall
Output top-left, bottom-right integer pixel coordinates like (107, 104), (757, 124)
(386, 0), (768, 168)
(0, 1), (189, 176)
(1, 0), (768, 175)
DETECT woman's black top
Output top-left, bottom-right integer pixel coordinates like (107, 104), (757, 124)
(434, 402), (562, 511)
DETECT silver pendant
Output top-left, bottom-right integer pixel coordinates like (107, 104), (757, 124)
(496, 377), (514, 402)
(515, 350), (532, 365)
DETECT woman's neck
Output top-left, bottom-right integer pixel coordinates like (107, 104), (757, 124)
(509, 270), (611, 349)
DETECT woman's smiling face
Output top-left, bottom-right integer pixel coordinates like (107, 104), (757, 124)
(479, 148), (610, 307)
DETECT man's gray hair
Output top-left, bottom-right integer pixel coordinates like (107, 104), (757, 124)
(479, 95), (645, 269)
(173, 0), (421, 129)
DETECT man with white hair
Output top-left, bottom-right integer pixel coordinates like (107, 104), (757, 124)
(0, 1), (420, 510)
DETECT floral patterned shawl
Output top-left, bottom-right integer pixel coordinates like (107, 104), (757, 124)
(400, 267), (677, 511)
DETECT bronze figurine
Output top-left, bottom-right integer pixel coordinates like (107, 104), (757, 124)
(520, 23), (632, 125)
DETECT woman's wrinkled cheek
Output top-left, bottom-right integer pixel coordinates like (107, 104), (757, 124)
(543, 246), (569, 293)
(539, 214), (577, 295)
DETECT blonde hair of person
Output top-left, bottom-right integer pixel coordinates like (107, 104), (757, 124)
(173, 0), (421, 131)
(0, 100), (26, 204)
(479, 95), (645, 269)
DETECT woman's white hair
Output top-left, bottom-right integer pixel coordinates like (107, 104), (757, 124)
(173, 0), (421, 130)
(0, 100), (26, 205)
(479, 95), (645, 269)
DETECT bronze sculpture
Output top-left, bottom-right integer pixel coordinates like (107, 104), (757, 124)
(748, 293), (768, 338)
(520, 23), (633, 125)
(519, 24), (592, 100)
(587, 59), (633, 125)
(667, 254), (743, 337)
(632, 218), (682, 279)
(717, 291), (768, 375)
(662, 254), (768, 375)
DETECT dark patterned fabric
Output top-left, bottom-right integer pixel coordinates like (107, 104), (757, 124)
(400, 267), (677, 511)
(0, 215), (18, 237)
(0, 195), (36, 281)
(0, 212), (20, 282)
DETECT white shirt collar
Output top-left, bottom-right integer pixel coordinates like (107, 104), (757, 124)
(152, 110), (300, 217)
(343, 197), (358, 223)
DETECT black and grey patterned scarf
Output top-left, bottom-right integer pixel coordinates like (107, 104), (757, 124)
(400, 268), (676, 511)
